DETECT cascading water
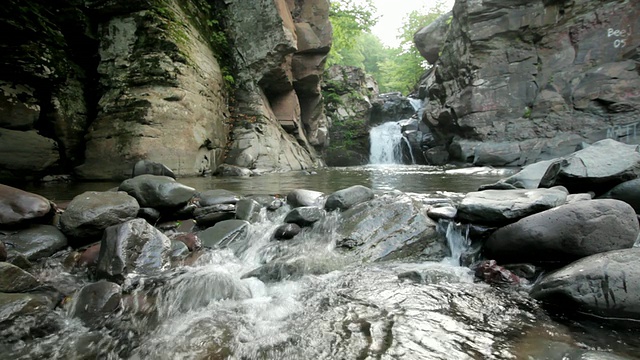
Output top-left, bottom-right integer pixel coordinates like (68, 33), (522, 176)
(439, 220), (471, 266)
(409, 97), (424, 120)
(370, 122), (405, 164)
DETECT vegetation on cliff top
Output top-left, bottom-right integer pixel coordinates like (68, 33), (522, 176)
(329, 1), (447, 95)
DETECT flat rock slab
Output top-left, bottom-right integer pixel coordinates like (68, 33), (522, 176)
(457, 188), (568, 225)
(540, 139), (640, 195)
(531, 248), (640, 320)
(198, 189), (242, 207)
(486, 199), (639, 264)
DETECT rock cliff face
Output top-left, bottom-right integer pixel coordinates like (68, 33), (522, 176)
(224, 0), (331, 172)
(322, 65), (378, 166)
(417, 0), (640, 166)
(0, 0), (331, 181)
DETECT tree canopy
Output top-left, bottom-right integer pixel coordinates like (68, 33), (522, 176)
(327, 1), (448, 95)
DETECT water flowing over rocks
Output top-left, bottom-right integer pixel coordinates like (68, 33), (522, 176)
(60, 191), (140, 245)
(457, 187), (568, 225)
(485, 199), (640, 264)
(0, 184), (52, 227)
(336, 191), (445, 262)
(416, 0), (640, 166)
(531, 248), (640, 321)
(199, 219), (250, 251)
(284, 206), (325, 227)
(97, 218), (172, 281)
(69, 281), (122, 326)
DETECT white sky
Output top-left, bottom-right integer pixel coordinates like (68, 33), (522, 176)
(367, 0), (454, 47)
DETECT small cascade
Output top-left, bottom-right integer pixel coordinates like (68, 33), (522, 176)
(409, 97), (424, 120)
(439, 220), (471, 266)
(370, 122), (405, 164)
(401, 136), (416, 164)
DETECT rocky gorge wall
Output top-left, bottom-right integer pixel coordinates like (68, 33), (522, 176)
(415, 0), (640, 166)
(0, 0), (331, 181)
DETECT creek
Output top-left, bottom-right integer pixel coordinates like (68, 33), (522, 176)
(9, 166), (640, 359)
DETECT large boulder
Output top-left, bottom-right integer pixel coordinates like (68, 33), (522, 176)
(325, 185), (374, 212)
(600, 178), (640, 213)
(0, 129), (59, 180)
(336, 192), (446, 262)
(69, 281), (121, 326)
(2, 225), (68, 261)
(60, 191), (139, 245)
(531, 248), (640, 320)
(414, 12), (452, 64)
(96, 218), (172, 281)
(0, 262), (40, 292)
(0, 184), (51, 227)
(132, 160), (175, 179)
(286, 189), (324, 208)
(457, 188), (568, 225)
(119, 175), (196, 210)
(486, 199), (639, 264)
(501, 159), (556, 189)
(540, 140), (640, 195)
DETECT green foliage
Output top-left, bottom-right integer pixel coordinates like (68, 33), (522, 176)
(203, 1), (236, 91)
(523, 106), (532, 118)
(327, 0), (378, 67)
(377, 3), (447, 94)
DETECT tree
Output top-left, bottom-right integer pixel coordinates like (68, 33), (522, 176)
(327, 0), (378, 67)
(377, 3), (447, 94)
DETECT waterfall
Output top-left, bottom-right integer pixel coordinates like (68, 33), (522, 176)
(409, 97), (424, 120)
(370, 122), (405, 164)
(439, 220), (470, 266)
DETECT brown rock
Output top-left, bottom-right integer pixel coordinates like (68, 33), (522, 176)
(78, 243), (101, 267)
(0, 184), (51, 226)
(0, 240), (6, 261)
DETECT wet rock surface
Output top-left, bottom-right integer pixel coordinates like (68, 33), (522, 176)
(2, 225), (68, 261)
(531, 248), (640, 320)
(485, 199), (639, 264)
(0, 262), (40, 292)
(60, 191), (139, 245)
(457, 188), (568, 225)
(97, 218), (172, 281)
(284, 206), (324, 227)
(70, 281), (122, 326)
(0, 184), (51, 226)
(325, 185), (374, 211)
(119, 175), (196, 210)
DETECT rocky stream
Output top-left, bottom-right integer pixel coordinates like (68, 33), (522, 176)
(3, 138), (640, 359)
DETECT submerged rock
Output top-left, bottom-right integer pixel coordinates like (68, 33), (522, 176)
(60, 191), (139, 245)
(0, 184), (51, 226)
(457, 188), (568, 225)
(325, 185), (374, 212)
(486, 199), (639, 264)
(531, 248), (640, 321)
(2, 225), (68, 261)
(273, 223), (302, 240)
(119, 175), (196, 209)
(70, 281), (122, 326)
(97, 218), (172, 281)
(0, 262), (40, 292)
